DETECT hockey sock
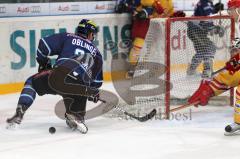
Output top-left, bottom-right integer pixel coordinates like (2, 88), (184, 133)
(17, 77), (36, 111)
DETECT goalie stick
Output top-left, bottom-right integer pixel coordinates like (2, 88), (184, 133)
(170, 101), (199, 112)
(99, 99), (157, 122)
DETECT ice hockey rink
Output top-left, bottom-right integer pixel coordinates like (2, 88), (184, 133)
(0, 82), (239, 159)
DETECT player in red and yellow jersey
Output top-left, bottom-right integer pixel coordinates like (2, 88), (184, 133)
(127, 0), (185, 78)
(188, 0), (240, 136)
(188, 38), (240, 136)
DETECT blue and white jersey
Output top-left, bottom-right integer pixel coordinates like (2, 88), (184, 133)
(194, 0), (215, 16)
(36, 32), (103, 88)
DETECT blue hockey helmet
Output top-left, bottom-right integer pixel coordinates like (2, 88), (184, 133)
(76, 19), (98, 38)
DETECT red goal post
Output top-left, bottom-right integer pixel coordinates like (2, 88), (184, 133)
(107, 16), (235, 120)
(164, 16), (235, 118)
(133, 15), (235, 119)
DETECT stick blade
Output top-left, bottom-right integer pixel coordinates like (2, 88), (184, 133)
(138, 109), (157, 122)
(123, 109), (157, 122)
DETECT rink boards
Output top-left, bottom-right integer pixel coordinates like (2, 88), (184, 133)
(0, 14), (131, 94)
(0, 13), (235, 94)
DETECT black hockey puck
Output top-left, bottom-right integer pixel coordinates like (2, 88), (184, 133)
(49, 127), (56, 134)
(225, 125), (232, 132)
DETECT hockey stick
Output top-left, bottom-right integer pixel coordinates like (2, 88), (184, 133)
(170, 101), (199, 112)
(170, 66), (226, 112)
(99, 99), (157, 122)
(212, 66), (225, 75)
(219, 0), (222, 25)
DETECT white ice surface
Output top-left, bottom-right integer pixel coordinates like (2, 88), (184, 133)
(0, 82), (239, 159)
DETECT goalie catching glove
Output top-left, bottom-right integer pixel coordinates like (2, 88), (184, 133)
(225, 53), (240, 75)
(188, 80), (215, 107)
(214, 2), (224, 14)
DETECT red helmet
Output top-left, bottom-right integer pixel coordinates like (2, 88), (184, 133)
(228, 0), (240, 8)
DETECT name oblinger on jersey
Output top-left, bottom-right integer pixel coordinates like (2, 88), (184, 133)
(70, 36), (97, 57)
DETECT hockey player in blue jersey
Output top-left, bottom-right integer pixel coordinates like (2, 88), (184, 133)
(186, 0), (224, 78)
(194, 0), (215, 16)
(6, 19), (103, 134)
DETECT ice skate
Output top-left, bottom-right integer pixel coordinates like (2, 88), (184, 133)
(201, 69), (212, 79)
(224, 123), (240, 136)
(65, 112), (88, 134)
(6, 105), (25, 129)
(186, 67), (201, 78)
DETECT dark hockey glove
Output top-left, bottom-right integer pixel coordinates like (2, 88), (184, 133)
(135, 10), (148, 19)
(115, 2), (130, 13)
(214, 2), (224, 14)
(37, 58), (52, 73)
(88, 89), (100, 103)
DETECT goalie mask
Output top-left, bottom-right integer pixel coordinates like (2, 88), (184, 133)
(76, 19), (98, 41)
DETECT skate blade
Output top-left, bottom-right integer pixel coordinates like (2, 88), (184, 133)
(76, 122), (88, 134)
(66, 119), (77, 129)
(224, 130), (240, 136)
(67, 120), (88, 134)
(6, 123), (19, 130)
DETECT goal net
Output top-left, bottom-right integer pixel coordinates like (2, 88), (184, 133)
(106, 16), (234, 120)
